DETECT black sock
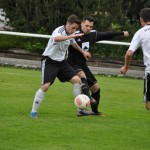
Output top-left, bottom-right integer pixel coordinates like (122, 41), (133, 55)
(91, 89), (100, 112)
(81, 77), (91, 99)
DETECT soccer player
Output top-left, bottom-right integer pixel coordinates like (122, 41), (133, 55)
(67, 16), (129, 116)
(30, 14), (93, 118)
(120, 7), (150, 111)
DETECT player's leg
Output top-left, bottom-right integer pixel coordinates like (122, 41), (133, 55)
(57, 61), (82, 97)
(69, 63), (96, 103)
(78, 70), (91, 97)
(146, 101), (150, 111)
(70, 75), (94, 116)
(73, 69), (96, 105)
(71, 75), (82, 96)
(144, 73), (150, 111)
(69, 72), (95, 116)
(68, 63), (86, 97)
(58, 61), (93, 116)
(90, 83), (101, 114)
(31, 83), (50, 117)
(83, 66), (103, 115)
(30, 58), (58, 118)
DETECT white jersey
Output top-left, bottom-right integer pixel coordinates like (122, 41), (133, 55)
(42, 25), (76, 61)
(129, 25), (150, 73)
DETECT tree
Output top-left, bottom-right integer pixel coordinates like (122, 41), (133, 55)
(1, 0), (150, 59)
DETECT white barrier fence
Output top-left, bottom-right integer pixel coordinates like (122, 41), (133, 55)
(0, 31), (130, 46)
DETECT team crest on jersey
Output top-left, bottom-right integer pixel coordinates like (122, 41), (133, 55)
(82, 42), (89, 51)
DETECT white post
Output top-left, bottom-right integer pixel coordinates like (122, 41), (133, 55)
(0, 31), (130, 46)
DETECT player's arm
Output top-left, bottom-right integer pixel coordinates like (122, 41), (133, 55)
(120, 29), (141, 74)
(72, 43), (91, 60)
(96, 31), (129, 41)
(54, 33), (84, 42)
(120, 50), (134, 74)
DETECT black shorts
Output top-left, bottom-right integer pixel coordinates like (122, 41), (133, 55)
(41, 57), (76, 85)
(69, 62), (97, 87)
(144, 73), (150, 102)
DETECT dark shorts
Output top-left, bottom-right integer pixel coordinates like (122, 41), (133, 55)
(41, 57), (76, 85)
(144, 73), (150, 102)
(69, 62), (97, 87)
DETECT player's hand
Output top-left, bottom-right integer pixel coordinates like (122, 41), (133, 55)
(120, 66), (128, 74)
(82, 51), (91, 60)
(123, 31), (129, 37)
(70, 33), (84, 38)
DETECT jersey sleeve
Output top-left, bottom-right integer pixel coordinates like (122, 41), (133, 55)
(50, 28), (63, 43)
(52, 29), (62, 37)
(96, 31), (124, 41)
(70, 38), (76, 45)
(128, 30), (141, 52)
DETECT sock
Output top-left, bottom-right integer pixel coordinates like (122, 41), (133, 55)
(81, 77), (91, 99)
(73, 83), (81, 97)
(91, 89), (100, 112)
(31, 88), (45, 112)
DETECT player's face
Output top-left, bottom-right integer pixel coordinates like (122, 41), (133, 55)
(66, 23), (79, 35)
(81, 20), (94, 34)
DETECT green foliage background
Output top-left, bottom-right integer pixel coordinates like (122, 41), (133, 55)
(0, 0), (150, 59)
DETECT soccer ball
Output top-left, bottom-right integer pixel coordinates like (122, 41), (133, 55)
(74, 94), (90, 109)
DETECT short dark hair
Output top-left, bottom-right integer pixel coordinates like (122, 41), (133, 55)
(67, 14), (81, 25)
(83, 16), (95, 22)
(140, 7), (150, 22)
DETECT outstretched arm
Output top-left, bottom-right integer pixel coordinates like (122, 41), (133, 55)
(54, 33), (84, 42)
(120, 50), (134, 74)
(96, 31), (129, 41)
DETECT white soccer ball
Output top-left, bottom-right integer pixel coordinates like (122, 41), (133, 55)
(74, 94), (90, 109)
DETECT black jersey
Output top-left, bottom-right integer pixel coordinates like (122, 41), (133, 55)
(68, 29), (124, 65)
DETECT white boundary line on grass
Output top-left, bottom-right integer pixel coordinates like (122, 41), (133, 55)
(0, 71), (39, 77)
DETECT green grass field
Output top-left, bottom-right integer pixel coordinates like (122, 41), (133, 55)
(0, 66), (149, 150)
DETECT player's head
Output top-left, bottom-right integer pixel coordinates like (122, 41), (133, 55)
(140, 8), (150, 26)
(65, 14), (81, 35)
(81, 16), (95, 34)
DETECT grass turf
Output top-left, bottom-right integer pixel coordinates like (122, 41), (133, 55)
(0, 66), (149, 150)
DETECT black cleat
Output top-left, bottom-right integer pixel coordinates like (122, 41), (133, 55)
(92, 111), (105, 116)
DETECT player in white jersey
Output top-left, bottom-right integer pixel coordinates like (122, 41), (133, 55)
(120, 8), (150, 111)
(30, 15), (93, 118)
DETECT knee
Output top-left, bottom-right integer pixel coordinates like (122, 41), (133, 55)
(94, 88), (100, 95)
(77, 70), (85, 78)
(41, 83), (50, 92)
(71, 75), (81, 84)
(76, 77), (81, 84)
(146, 101), (150, 111)
(95, 88), (100, 93)
(90, 84), (100, 93)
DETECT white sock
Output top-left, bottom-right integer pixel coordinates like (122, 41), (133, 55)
(31, 88), (45, 112)
(73, 83), (81, 97)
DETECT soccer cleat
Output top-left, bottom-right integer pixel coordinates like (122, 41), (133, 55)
(92, 111), (105, 116)
(30, 112), (38, 118)
(77, 109), (94, 117)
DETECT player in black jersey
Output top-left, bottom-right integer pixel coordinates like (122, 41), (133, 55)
(68, 16), (129, 115)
